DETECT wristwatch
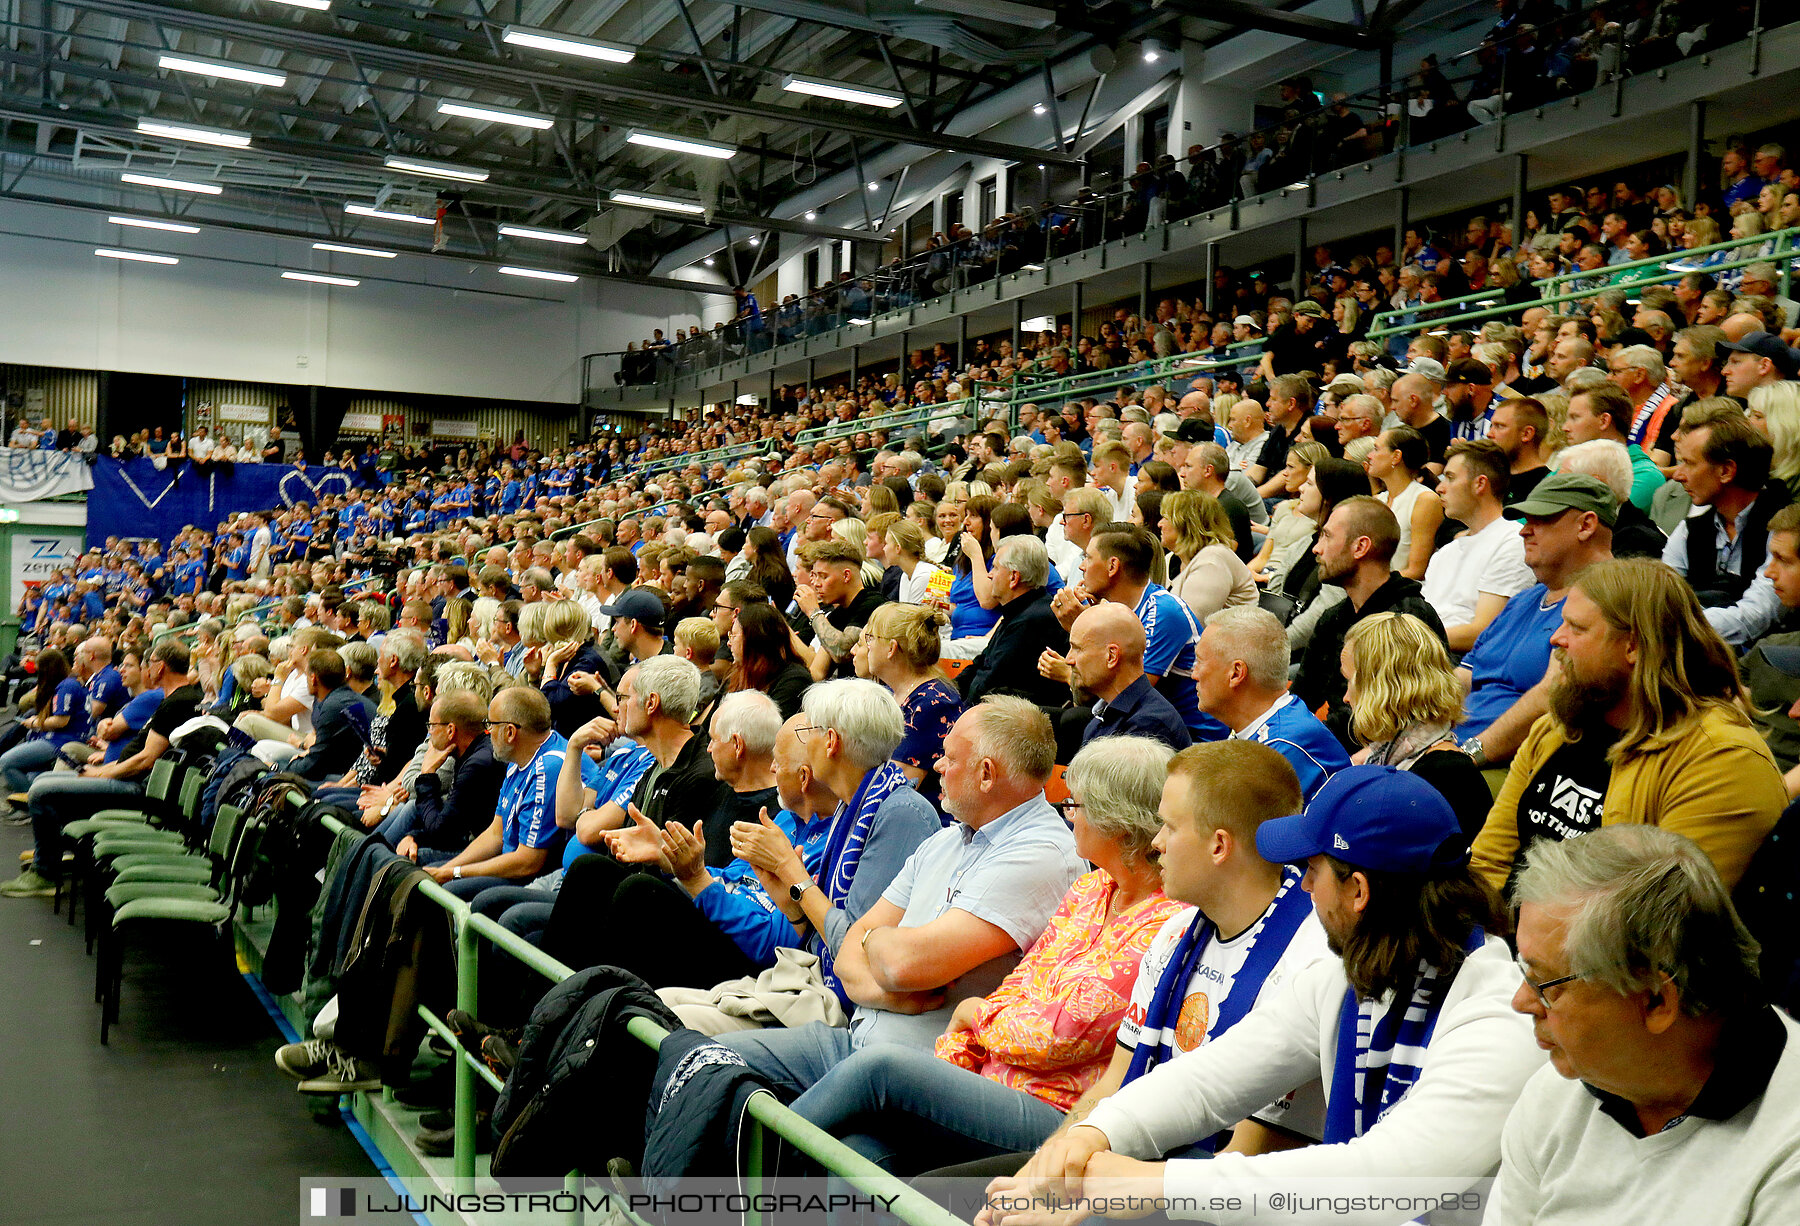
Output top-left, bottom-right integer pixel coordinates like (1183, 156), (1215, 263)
(1460, 736), (1489, 768)
(788, 877), (815, 904)
(452, 865), (463, 879)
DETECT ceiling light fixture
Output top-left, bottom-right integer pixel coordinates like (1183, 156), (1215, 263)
(748, 237), (759, 246)
(156, 54), (287, 88)
(866, 181), (879, 191)
(804, 210), (817, 221)
(497, 223), (588, 245)
(108, 215), (200, 234)
(1140, 38), (1167, 63)
(136, 118), (252, 148)
(779, 75), (904, 109)
(95, 247), (179, 264)
(383, 155), (489, 182)
(608, 191), (706, 215)
(120, 171), (222, 195)
(499, 266), (579, 283)
(282, 270), (359, 286)
(703, 257), (715, 266)
(848, 317), (873, 326)
(436, 100), (555, 130)
(267, 0), (331, 9)
(501, 25), (635, 63)
(1033, 103), (1047, 115)
(626, 130), (736, 159)
(313, 241), (396, 258)
(344, 202), (436, 225)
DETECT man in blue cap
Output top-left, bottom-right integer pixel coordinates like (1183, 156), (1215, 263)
(988, 766), (1542, 1226)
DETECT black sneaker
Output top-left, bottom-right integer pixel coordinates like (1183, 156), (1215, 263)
(480, 1034), (519, 1079)
(417, 1111), (490, 1158)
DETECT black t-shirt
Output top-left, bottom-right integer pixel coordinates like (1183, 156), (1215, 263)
(1256, 420), (1304, 481)
(703, 784), (781, 870)
(820, 587), (887, 679)
(1511, 728), (1619, 888)
(632, 730), (727, 860)
(120, 684), (203, 768)
(1415, 414), (1453, 468)
(1504, 466), (1551, 506)
(1261, 325), (1314, 377)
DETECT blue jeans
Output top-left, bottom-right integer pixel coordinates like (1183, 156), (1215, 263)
(29, 774), (145, 879)
(370, 800), (416, 846)
(789, 1044), (1066, 1171)
(724, 1022), (857, 1098)
(469, 883), (557, 947)
(1, 740), (62, 795)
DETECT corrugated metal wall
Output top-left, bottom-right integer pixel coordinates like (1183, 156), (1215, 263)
(1, 364), (99, 431)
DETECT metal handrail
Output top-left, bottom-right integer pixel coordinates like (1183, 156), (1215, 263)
(641, 438), (776, 477)
(311, 812), (965, 1225)
(1368, 226), (1800, 336)
(795, 407), (938, 446)
(1368, 239), (1800, 341)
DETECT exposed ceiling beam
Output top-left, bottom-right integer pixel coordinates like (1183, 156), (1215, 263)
(61, 0), (1083, 166)
(1151, 0), (1380, 49)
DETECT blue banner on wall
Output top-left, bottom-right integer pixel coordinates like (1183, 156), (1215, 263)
(88, 458), (376, 547)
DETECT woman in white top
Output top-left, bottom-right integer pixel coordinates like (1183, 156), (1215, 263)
(1367, 425), (1443, 580)
(884, 516), (951, 611)
(1247, 441), (1328, 588)
(909, 500), (948, 564)
(1161, 490), (1257, 622)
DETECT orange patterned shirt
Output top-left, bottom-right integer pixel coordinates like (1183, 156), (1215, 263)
(934, 869), (1181, 1111)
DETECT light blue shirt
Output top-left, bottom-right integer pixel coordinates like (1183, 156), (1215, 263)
(852, 794), (1084, 1052)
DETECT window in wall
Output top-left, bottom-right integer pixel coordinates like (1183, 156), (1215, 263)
(978, 177), (997, 228)
(1141, 104), (1171, 166)
(944, 190), (964, 232)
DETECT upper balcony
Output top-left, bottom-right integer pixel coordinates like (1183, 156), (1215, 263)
(585, 13), (1800, 412)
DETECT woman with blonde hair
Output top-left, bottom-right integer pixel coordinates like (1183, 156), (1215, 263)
(884, 517), (951, 609)
(1160, 491), (1255, 621)
(1340, 611), (1487, 836)
(908, 499), (948, 563)
(1748, 382), (1800, 499)
(442, 596), (473, 654)
(853, 602), (963, 799)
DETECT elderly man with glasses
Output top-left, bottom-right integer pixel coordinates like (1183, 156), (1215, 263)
(1495, 826), (1800, 1223)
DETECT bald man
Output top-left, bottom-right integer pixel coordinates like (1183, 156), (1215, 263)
(1390, 373), (1451, 470)
(1048, 603), (1191, 753)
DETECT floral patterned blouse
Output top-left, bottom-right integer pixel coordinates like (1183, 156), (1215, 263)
(934, 869), (1181, 1111)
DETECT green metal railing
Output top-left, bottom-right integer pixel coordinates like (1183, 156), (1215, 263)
(641, 437), (776, 477)
(795, 407), (938, 447)
(312, 812), (964, 1226)
(1368, 226), (1800, 341)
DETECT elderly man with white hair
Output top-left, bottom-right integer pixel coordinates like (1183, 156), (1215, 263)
(1495, 826), (1800, 1224)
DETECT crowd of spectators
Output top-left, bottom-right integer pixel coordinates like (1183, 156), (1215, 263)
(7, 121), (1800, 1223)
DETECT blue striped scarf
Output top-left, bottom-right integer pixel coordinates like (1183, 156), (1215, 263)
(810, 760), (909, 1002)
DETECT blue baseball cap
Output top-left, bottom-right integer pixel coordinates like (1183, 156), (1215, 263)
(1255, 765), (1468, 873)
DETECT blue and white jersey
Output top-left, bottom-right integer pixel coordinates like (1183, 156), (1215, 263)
(560, 742), (656, 871)
(1232, 693), (1351, 804)
(1134, 583), (1226, 740)
(496, 731), (587, 857)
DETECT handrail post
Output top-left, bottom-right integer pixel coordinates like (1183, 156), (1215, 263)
(453, 916), (479, 1182)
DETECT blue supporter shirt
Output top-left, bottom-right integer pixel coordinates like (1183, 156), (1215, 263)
(104, 691), (163, 763)
(1455, 583), (1564, 741)
(499, 480), (524, 515)
(224, 543), (250, 581)
(42, 677), (91, 747)
(1134, 583), (1225, 740)
(694, 807), (833, 968)
(560, 743), (656, 871)
(495, 731), (585, 860)
(1232, 693), (1351, 804)
(87, 665), (127, 720)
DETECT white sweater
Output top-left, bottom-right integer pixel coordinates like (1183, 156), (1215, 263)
(1484, 1009), (1800, 1225)
(1083, 937), (1544, 1225)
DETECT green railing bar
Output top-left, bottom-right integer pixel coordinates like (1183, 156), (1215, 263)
(795, 408), (934, 445)
(1368, 243), (1800, 341)
(1368, 225), (1800, 333)
(416, 1002), (507, 1094)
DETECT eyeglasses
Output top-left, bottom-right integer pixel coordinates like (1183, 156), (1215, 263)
(1055, 798), (1085, 820)
(1515, 955), (1585, 1008)
(793, 723), (828, 742)
(481, 719), (519, 731)
(425, 720), (453, 730)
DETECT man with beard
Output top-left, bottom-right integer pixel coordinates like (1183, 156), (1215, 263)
(1471, 558), (1783, 896)
(988, 767), (1540, 1222)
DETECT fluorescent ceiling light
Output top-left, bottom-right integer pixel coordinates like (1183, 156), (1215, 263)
(501, 25), (635, 63)
(120, 171), (222, 195)
(137, 118), (252, 149)
(282, 270), (359, 286)
(1033, 103), (1047, 115)
(345, 202), (435, 225)
(780, 75), (904, 109)
(384, 156), (489, 182)
(912, 0), (1055, 29)
(866, 181), (879, 191)
(748, 237), (759, 247)
(499, 266), (579, 283)
(609, 191), (706, 215)
(108, 215), (199, 234)
(156, 54), (287, 88)
(498, 223), (587, 245)
(268, 0), (331, 9)
(436, 100), (554, 130)
(95, 247), (179, 265)
(804, 211), (817, 221)
(1019, 263), (1044, 271)
(848, 318), (872, 326)
(702, 257), (714, 266)
(626, 130), (736, 159)
(313, 241), (396, 258)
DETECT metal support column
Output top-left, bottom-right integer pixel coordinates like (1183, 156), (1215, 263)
(850, 346), (860, 389)
(807, 357), (817, 391)
(1203, 241), (1219, 315)
(958, 313), (969, 366)
(1139, 262), (1152, 321)
(1684, 102), (1706, 216)
(1012, 299), (1024, 355)
(1393, 188), (1409, 262)
(1512, 155), (1528, 246)
(900, 329), (909, 371)
(1071, 280), (1084, 341)
(1292, 217), (1308, 299)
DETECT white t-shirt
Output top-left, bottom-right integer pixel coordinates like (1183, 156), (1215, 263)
(189, 435), (215, 461)
(250, 525), (273, 574)
(279, 668), (315, 738)
(898, 560), (948, 605)
(1117, 903), (1333, 1139)
(1421, 515), (1535, 629)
